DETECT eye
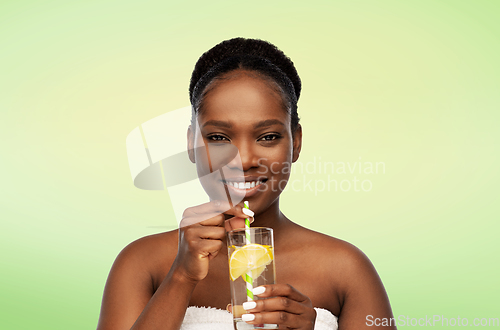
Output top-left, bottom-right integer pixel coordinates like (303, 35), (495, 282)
(259, 134), (282, 142)
(207, 134), (229, 142)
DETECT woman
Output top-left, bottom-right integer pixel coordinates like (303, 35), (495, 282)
(97, 37), (396, 330)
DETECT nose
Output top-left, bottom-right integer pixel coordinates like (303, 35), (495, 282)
(227, 139), (258, 172)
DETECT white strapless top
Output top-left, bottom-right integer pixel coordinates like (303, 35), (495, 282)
(180, 306), (338, 330)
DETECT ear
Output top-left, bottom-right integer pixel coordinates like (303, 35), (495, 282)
(187, 125), (195, 163)
(292, 124), (302, 163)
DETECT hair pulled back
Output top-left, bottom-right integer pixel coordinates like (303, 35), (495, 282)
(189, 38), (301, 132)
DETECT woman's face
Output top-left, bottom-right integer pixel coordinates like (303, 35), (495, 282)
(188, 70), (302, 214)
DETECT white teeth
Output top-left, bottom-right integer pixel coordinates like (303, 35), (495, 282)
(225, 180), (265, 190)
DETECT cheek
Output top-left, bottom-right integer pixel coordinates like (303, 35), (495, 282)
(193, 135), (211, 176)
(260, 146), (293, 176)
(194, 138), (242, 181)
(273, 138), (294, 161)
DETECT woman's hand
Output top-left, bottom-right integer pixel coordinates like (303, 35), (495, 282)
(171, 200), (254, 283)
(241, 284), (316, 330)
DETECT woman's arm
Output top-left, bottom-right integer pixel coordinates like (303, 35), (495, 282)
(130, 265), (198, 330)
(97, 200), (251, 330)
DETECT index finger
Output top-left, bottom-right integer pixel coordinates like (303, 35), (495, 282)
(181, 200), (250, 227)
(182, 200), (231, 217)
(252, 284), (310, 304)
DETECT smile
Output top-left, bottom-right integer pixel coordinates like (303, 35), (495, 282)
(221, 178), (268, 197)
(224, 180), (265, 189)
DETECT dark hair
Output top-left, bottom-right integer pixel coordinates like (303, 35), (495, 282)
(189, 37), (301, 132)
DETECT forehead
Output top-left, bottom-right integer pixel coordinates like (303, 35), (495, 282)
(197, 73), (290, 126)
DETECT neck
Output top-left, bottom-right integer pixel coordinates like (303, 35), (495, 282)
(249, 198), (292, 244)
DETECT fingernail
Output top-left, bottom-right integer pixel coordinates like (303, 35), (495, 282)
(242, 314), (255, 321)
(252, 286), (265, 295)
(249, 216), (255, 224)
(242, 208), (254, 217)
(243, 301), (257, 310)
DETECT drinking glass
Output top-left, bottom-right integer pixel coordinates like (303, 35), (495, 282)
(227, 227), (277, 330)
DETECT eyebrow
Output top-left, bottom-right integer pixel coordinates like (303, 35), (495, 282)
(202, 119), (285, 129)
(253, 119), (285, 129)
(202, 120), (233, 129)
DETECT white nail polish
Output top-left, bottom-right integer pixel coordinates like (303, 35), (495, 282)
(243, 301), (257, 310)
(242, 208), (254, 217)
(242, 314), (255, 321)
(252, 286), (265, 295)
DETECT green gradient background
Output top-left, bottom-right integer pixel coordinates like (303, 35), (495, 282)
(1, 1), (498, 329)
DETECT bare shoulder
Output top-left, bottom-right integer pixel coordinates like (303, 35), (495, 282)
(285, 224), (385, 302)
(116, 230), (180, 284)
(287, 224), (395, 329)
(288, 223), (371, 268)
(118, 230), (179, 262)
(97, 230), (180, 330)
(305, 226), (380, 280)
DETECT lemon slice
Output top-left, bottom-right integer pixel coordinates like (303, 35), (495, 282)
(229, 244), (273, 281)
